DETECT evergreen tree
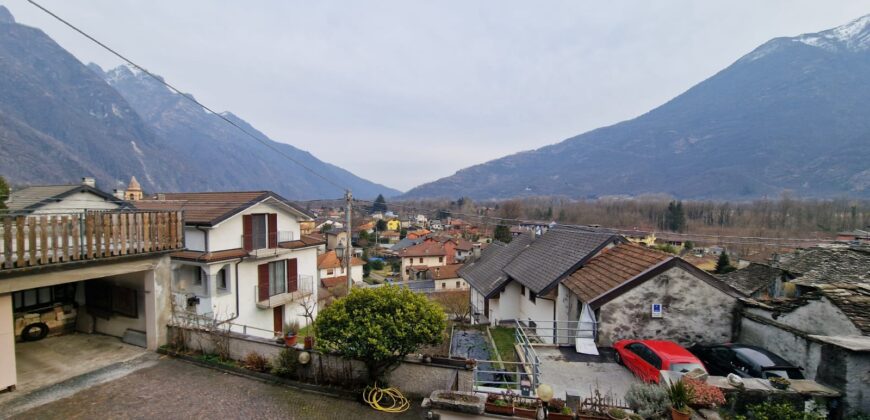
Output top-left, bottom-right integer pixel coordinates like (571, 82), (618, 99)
(362, 248), (371, 278)
(0, 175), (9, 210)
(494, 224), (512, 243)
(372, 194), (387, 214)
(715, 251), (734, 274)
(665, 200), (686, 232)
(376, 219), (387, 231)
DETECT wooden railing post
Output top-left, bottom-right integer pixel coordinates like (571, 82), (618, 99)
(39, 215), (48, 264)
(3, 217), (12, 269)
(28, 217), (37, 266)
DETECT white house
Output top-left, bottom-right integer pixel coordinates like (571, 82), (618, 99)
(317, 250), (364, 288)
(135, 191), (324, 339)
(399, 241), (447, 281)
(4, 177), (124, 215)
(461, 227), (738, 350)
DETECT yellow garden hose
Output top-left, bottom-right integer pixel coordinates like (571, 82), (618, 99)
(363, 384), (410, 413)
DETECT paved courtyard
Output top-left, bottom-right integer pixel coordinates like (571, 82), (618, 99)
(536, 347), (639, 401)
(4, 357), (425, 420)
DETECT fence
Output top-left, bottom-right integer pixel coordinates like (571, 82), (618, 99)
(516, 319), (598, 346)
(0, 210), (184, 270)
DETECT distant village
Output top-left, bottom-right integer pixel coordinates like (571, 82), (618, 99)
(1, 176), (868, 418)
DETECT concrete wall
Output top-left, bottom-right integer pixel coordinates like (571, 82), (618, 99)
(494, 281), (522, 325)
(185, 228), (205, 252)
(171, 326), (472, 398)
(739, 315), (823, 379)
(208, 200), (303, 251)
(0, 294), (16, 391)
(747, 298), (862, 337)
(435, 278), (468, 291)
(597, 266), (736, 346)
(518, 285), (555, 344)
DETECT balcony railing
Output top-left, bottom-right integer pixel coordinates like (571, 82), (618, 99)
(241, 231), (295, 251)
(254, 274), (314, 309)
(0, 210), (184, 270)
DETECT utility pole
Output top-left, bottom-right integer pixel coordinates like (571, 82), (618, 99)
(345, 190), (353, 294)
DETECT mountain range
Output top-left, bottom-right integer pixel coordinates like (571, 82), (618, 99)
(403, 15), (870, 200)
(0, 6), (398, 200)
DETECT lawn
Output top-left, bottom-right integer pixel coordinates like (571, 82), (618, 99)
(488, 326), (517, 363)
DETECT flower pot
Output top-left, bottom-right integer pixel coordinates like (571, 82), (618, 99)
(515, 406), (539, 419)
(303, 336), (314, 350)
(284, 334), (298, 347)
(670, 406), (690, 420)
(484, 402), (514, 416)
(549, 411), (575, 420)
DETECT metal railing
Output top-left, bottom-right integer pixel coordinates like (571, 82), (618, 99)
(516, 319), (598, 346)
(171, 308), (282, 339)
(0, 210), (184, 270)
(254, 274), (314, 308)
(514, 320), (542, 391)
(240, 231), (295, 250)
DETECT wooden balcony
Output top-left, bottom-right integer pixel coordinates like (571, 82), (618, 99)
(0, 210), (184, 271)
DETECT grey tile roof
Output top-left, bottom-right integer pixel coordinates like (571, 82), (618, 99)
(716, 262), (787, 296)
(503, 226), (622, 294)
(5, 184), (122, 212)
(774, 246), (870, 286)
(459, 235), (533, 297)
(391, 237), (424, 252)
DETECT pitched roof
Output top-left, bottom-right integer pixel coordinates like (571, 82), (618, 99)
(433, 263), (463, 280)
(278, 234), (326, 250)
(321, 276), (348, 288)
(317, 250), (364, 269)
(562, 243), (672, 305)
(503, 226), (622, 294)
(459, 235), (534, 297)
(133, 191), (312, 226)
(455, 239), (474, 251)
(716, 262), (787, 296)
(5, 184), (124, 212)
(815, 283), (870, 335)
(391, 237), (424, 252)
(399, 241), (446, 257)
(774, 246), (870, 286)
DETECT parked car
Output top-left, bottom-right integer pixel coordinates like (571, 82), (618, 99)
(613, 339), (707, 383)
(688, 343), (804, 379)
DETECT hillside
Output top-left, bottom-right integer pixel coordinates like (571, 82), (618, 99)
(403, 15), (870, 200)
(0, 6), (398, 199)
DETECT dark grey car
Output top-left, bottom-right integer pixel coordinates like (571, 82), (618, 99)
(688, 343), (804, 379)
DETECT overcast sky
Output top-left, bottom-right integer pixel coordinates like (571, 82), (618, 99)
(5, 1), (869, 191)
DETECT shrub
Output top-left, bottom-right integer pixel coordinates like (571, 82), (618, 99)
(370, 259), (385, 270)
(315, 286), (446, 382)
(625, 383), (669, 419)
(271, 347), (298, 378)
(683, 378), (725, 408)
(243, 351), (270, 373)
(667, 380), (694, 413)
(745, 401), (825, 420)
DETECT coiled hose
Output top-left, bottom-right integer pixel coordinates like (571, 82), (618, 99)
(363, 384), (410, 413)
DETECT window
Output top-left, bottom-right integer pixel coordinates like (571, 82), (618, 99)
(521, 285), (526, 296)
(194, 268), (205, 286)
(12, 284), (76, 312)
(419, 257), (423, 263)
(529, 291), (536, 303)
(438, 256), (444, 263)
(269, 261), (286, 296)
(456, 281), (461, 288)
(442, 283), (446, 289)
(217, 267), (228, 291)
(251, 214), (268, 249)
(327, 268), (334, 276)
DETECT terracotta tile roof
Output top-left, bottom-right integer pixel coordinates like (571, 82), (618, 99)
(133, 191), (311, 226)
(455, 239), (474, 251)
(399, 241), (446, 257)
(317, 250), (364, 269)
(563, 243), (672, 304)
(170, 248), (249, 262)
(321, 276), (348, 288)
(279, 234), (326, 250)
(433, 264), (463, 280)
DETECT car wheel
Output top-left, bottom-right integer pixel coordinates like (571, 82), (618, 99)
(614, 351), (623, 365)
(21, 322), (49, 342)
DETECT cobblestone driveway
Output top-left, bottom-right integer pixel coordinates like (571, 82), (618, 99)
(10, 357), (424, 420)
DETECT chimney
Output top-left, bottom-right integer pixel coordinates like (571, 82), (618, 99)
(472, 243), (481, 259)
(81, 177), (96, 188)
(157, 193), (166, 201)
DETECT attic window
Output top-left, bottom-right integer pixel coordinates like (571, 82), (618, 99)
(529, 291), (536, 303)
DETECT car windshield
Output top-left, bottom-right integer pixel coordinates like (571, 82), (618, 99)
(670, 363), (706, 374)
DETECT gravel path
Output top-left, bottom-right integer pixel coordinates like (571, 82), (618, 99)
(9, 357), (424, 420)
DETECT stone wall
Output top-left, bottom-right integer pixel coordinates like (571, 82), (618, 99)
(597, 266), (737, 346)
(169, 326), (472, 399)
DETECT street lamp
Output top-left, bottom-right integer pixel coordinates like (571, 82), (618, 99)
(536, 384), (554, 419)
(335, 239), (346, 264)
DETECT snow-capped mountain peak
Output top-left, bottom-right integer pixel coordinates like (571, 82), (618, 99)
(795, 14), (870, 52)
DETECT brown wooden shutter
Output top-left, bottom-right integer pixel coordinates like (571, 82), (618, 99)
(268, 213), (278, 248)
(243, 214), (253, 251)
(287, 258), (298, 292)
(258, 263), (270, 301)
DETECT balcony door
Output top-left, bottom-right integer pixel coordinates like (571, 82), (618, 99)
(273, 305), (283, 335)
(251, 214), (267, 249)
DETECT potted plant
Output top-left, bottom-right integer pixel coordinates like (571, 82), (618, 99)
(683, 377), (725, 409)
(667, 381), (693, 420)
(514, 397), (541, 419)
(769, 377), (791, 390)
(548, 398), (575, 420)
(303, 334), (314, 350)
(485, 392), (514, 416)
(283, 320), (300, 347)
(606, 407), (628, 420)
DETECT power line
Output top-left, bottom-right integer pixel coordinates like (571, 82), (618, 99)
(26, 0), (347, 194)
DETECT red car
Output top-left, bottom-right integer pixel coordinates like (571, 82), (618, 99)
(613, 339), (707, 383)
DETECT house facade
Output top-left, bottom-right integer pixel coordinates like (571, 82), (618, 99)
(461, 227), (738, 349)
(399, 241), (447, 281)
(135, 191), (323, 339)
(317, 250), (364, 288)
(4, 177), (124, 215)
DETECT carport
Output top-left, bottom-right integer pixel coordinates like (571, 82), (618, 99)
(0, 210), (182, 394)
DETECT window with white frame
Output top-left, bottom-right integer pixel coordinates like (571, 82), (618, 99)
(269, 260), (286, 296)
